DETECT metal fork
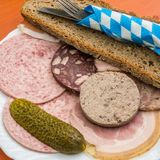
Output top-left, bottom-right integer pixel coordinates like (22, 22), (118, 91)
(57, 0), (90, 20)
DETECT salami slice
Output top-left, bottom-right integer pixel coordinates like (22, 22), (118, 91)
(3, 92), (79, 153)
(0, 34), (65, 104)
(51, 45), (96, 92)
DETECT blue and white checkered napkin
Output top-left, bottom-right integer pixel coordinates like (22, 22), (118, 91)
(77, 5), (160, 55)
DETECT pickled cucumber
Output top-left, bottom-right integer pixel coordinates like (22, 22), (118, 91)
(10, 99), (86, 154)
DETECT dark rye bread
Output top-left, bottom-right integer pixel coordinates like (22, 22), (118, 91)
(21, 0), (160, 88)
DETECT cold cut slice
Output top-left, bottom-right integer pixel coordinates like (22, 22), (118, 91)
(136, 81), (160, 111)
(3, 92), (79, 153)
(80, 72), (140, 127)
(41, 92), (79, 123)
(51, 45), (96, 92)
(0, 34), (65, 104)
(95, 59), (121, 72)
(70, 103), (160, 160)
(3, 99), (55, 153)
(95, 59), (160, 111)
(18, 24), (60, 43)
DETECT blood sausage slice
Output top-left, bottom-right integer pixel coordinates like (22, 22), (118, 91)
(3, 92), (79, 152)
(51, 45), (96, 92)
(0, 34), (65, 103)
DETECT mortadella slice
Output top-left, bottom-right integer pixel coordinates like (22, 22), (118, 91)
(0, 34), (65, 104)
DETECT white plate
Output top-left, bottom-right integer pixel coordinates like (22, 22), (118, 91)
(0, 29), (160, 160)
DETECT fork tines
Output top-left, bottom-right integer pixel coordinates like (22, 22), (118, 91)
(57, 0), (81, 19)
(58, 0), (80, 11)
(57, 0), (89, 20)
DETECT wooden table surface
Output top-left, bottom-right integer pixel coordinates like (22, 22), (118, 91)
(0, 0), (160, 159)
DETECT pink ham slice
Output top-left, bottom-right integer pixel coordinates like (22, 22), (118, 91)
(95, 59), (160, 111)
(0, 34), (65, 104)
(70, 104), (157, 153)
(95, 59), (121, 72)
(136, 81), (160, 111)
(3, 92), (79, 153)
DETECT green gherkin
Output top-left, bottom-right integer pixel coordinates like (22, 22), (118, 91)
(10, 99), (86, 154)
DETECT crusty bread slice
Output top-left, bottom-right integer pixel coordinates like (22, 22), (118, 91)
(21, 0), (160, 88)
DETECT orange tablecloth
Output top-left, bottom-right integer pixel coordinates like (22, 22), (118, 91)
(0, 0), (160, 159)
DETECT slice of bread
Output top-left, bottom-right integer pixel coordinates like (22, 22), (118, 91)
(21, 0), (160, 88)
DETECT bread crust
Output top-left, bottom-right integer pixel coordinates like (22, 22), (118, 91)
(21, 0), (160, 88)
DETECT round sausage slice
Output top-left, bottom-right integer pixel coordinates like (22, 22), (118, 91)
(0, 34), (65, 104)
(51, 45), (96, 92)
(80, 72), (140, 127)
